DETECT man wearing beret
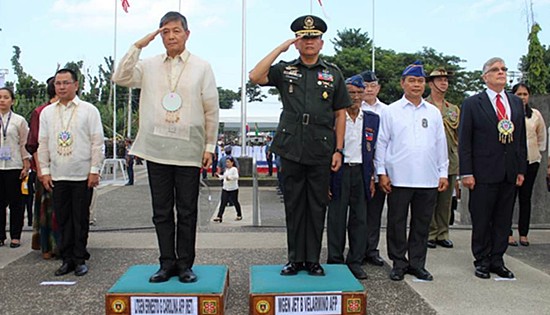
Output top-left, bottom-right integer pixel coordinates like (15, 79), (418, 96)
(250, 15), (350, 276)
(375, 61), (448, 281)
(359, 70), (388, 267)
(327, 75), (379, 279)
(425, 68), (460, 249)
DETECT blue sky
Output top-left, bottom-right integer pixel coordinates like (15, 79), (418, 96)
(1, 0), (550, 92)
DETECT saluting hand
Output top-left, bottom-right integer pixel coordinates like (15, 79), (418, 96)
(278, 37), (301, 53)
(135, 28), (162, 49)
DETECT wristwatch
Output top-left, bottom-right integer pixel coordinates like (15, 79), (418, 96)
(334, 148), (344, 155)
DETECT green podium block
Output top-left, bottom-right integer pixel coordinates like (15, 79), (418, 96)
(106, 265), (229, 315)
(249, 264), (366, 315)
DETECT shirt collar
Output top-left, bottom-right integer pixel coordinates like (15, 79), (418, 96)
(485, 88), (506, 101)
(401, 95), (427, 108)
(346, 109), (363, 122)
(163, 49), (190, 63)
(54, 95), (80, 108)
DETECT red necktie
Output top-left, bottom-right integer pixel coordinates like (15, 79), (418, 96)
(496, 94), (507, 120)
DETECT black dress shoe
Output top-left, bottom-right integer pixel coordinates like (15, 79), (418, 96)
(407, 267), (433, 281)
(508, 240), (519, 247)
(519, 239), (530, 247)
(74, 264), (88, 276)
(475, 266), (490, 279)
(389, 268), (406, 281)
(490, 266), (514, 278)
(178, 268), (197, 283)
(435, 239), (454, 248)
(306, 262), (325, 276)
(149, 267), (177, 283)
(55, 262), (75, 276)
(427, 240), (437, 249)
(281, 262), (302, 276)
(348, 264), (368, 280)
(364, 255), (384, 266)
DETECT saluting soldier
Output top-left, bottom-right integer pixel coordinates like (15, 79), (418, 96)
(425, 68), (460, 249)
(249, 15), (350, 276)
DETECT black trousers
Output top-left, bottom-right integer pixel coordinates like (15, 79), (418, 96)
(52, 180), (92, 265)
(216, 189), (242, 218)
(511, 162), (539, 237)
(327, 164), (367, 266)
(386, 186), (437, 270)
(0, 169), (24, 241)
(147, 161), (200, 270)
(365, 184), (387, 258)
(266, 155), (273, 176)
(469, 181), (515, 269)
(24, 170), (36, 226)
(281, 158), (330, 264)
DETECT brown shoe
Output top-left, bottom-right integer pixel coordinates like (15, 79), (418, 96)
(42, 252), (52, 260)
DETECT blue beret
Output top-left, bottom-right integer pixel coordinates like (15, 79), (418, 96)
(345, 75), (365, 89)
(360, 70), (378, 82)
(402, 60), (426, 77)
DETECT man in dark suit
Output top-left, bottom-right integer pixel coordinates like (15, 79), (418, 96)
(459, 57), (527, 279)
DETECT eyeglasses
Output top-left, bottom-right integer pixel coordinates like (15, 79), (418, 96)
(487, 67), (508, 73)
(54, 81), (75, 86)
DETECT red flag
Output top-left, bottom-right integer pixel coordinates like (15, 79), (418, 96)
(121, 0), (130, 13)
(317, 0), (329, 18)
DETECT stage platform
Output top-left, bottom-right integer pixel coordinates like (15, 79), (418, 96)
(249, 264), (366, 315)
(106, 265), (229, 315)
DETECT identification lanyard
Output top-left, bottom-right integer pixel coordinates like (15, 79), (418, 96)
(0, 111), (12, 142)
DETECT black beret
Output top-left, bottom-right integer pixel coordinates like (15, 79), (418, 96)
(290, 15), (327, 37)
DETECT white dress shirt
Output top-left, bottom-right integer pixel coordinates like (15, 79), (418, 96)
(486, 89), (511, 119)
(343, 110), (364, 164)
(0, 111), (30, 170)
(38, 96), (105, 181)
(525, 108), (546, 164)
(374, 96), (448, 188)
(361, 98), (387, 115)
(112, 45), (219, 168)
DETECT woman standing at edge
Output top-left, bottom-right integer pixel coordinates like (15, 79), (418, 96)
(508, 83), (547, 247)
(0, 87), (31, 248)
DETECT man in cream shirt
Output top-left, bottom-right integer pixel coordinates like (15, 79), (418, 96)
(113, 11), (219, 283)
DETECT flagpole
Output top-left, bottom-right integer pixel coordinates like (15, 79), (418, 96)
(310, 0), (313, 13)
(240, 0), (247, 156)
(113, 0), (118, 158)
(372, 0), (376, 72)
(179, 0), (181, 12)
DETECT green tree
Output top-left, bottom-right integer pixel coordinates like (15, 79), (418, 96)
(522, 23), (549, 94)
(217, 87), (240, 109)
(238, 80), (266, 103)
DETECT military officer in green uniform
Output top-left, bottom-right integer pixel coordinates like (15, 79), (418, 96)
(425, 68), (460, 249)
(249, 15), (350, 276)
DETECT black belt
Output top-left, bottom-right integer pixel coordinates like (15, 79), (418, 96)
(344, 162), (362, 167)
(280, 112), (333, 126)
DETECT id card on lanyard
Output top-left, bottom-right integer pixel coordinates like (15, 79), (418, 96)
(0, 111), (12, 161)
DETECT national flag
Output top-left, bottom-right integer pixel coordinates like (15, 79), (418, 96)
(121, 0), (130, 13)
(317, 0), (329, 18)
(254, 123), (259, 136)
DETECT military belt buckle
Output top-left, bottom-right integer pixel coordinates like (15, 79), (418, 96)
(302, 113), (310, 125)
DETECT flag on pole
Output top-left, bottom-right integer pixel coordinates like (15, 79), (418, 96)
(317, 0), (329, 19)
(121, 0), (130, 13)
(254, 123), (259, 136)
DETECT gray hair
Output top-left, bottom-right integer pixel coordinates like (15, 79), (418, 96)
(482, 57), (505, 75)
(159, 11), (188, 30)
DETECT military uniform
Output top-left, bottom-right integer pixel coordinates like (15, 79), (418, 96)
(266, 57), (350, 265)
(426, 84), (460, 244)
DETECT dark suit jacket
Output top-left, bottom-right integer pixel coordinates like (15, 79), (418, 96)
(458, 90), (527, 184)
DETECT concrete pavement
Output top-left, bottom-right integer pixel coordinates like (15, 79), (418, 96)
(1, 164), (549, 314)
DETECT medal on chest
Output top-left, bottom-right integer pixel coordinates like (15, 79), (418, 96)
(497, 119), (514, 144)
(57, 105), (77, 156)
(162, 92), (182, 123)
